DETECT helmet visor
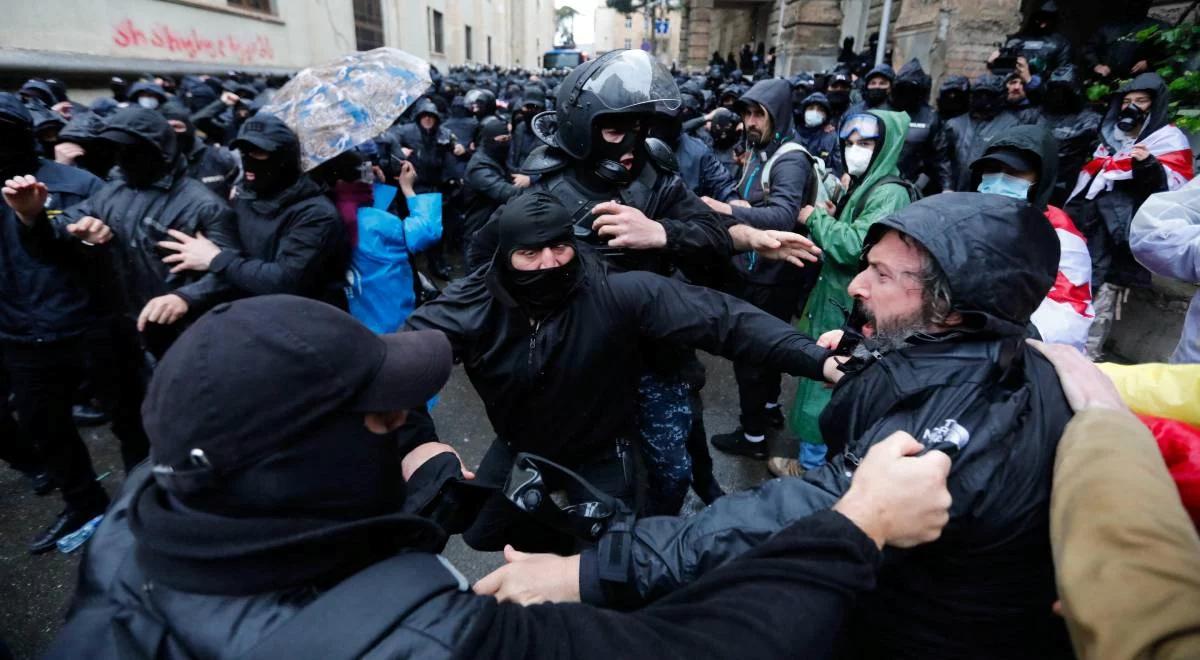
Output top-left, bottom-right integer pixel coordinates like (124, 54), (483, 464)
(580, 50), (681, 114)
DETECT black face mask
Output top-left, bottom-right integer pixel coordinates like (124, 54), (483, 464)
(0, 125), (38, 180)
(75, 144), (117, 179)
(243, 150), (299, 198)
(827, 90), (851, 115)
(712, 127), (740, 150)
(890, 84), (923, 111)
(863, 88), (890, 107)
(484, 136), (509, 163)
(117, 145), (169, 188)
(1042, 87), (1078, 115)
(176, 129), (196, 154)
(970, 92), (1002, 117)
(585, 123), (642, 188)
(938, 91), (968, 118)
(505, 258), (582, 317)
(1116, 104), (1148, 134)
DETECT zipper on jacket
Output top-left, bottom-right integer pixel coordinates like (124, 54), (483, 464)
(528, 319), (542, 368)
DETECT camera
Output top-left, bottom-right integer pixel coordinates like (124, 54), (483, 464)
(989, 42), (1021, 77)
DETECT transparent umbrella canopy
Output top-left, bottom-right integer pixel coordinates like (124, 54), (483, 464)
(259, 47), (431, 171)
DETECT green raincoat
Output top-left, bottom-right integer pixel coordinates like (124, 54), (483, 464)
(789, 109), (914, 454)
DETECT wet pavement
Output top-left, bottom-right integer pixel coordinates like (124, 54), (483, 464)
(0, 353), (796, 658)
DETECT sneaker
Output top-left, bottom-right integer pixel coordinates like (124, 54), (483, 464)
(767, 456), (804, 478)
(765, 406), (785, 429)
(710, 429), (768, 459)
(72, 402), (111, 427)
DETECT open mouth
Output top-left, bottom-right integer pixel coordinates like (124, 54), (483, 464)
(619, 154), (634, 170)
(861, 321), (875, 338)
(244, 171), (256, 181)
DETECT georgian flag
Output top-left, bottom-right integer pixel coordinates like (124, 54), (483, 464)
(1030, 206), (1094, 352)
(1069, 124), (1194, 202)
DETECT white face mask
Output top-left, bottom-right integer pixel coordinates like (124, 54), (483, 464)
(803, 109), (826, 128)
(137, 96), (160, 110)
(845, 144), (874, 176)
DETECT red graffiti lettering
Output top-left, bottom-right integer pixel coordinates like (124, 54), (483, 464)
(110, 18), (274, 65)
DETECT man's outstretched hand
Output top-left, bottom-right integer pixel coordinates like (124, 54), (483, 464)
(474, 545), (581, 605)
(833, 431), (952, 549)
(3, 175), (49, 226)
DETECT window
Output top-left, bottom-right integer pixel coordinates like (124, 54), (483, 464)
(429, 9), (445, 54)
(624, 38), (632, 49)
(227, 0), (271, 12)
(624, 14), (632, 28)
(353, 0), (384, 51)
(465, 25), (473, 60)
(487, 36), (493, 64)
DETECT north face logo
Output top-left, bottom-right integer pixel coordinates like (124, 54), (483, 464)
(921, 418), (970, 451)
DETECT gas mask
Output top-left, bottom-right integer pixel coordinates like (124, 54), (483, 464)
(1116, 104), (1148, 135)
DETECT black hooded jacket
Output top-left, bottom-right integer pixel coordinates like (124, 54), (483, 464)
(581, 194), (1074, 660)
(1039, 66), (1102, 206)
(406, 247), (830, 463)
(1065, 73), (1173, 287)
(936, 75), (1041, 191)
(1083, 5), (1169, 78)
(462, 149), (521, 249)
(162, 102), (240, 200)
(393, 100), (459, 193)
(1001, 1), (1073, 76)
(209, 175), (349, 308)
(730, 78), (815, 285)
(891, 59), (946, 193)
(59, 109), (239, 326)
(0, 94), (106, 343)
(969, 124), (1059, 212)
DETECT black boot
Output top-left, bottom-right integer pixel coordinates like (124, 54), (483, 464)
(72, 402), (110, 427)
(765, 405), (785, 429)
(710, 428), (768, 459)
(29, 503), (105, 555)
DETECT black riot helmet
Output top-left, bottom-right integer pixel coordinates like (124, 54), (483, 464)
(464, 88), (497, 119)
(550, 49), (681, 162)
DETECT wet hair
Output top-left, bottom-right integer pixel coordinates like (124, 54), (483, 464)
(896, 231), (955, 326)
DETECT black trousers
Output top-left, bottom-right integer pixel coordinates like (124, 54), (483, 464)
(84, 318), (151, 471)
(727, 280), (809, 437)
(0, 365), (43, 474)
(0, 338), (108, 511)
(462, 439), (635, 554)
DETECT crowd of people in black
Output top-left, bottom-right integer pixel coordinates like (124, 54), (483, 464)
(3, 0), (1200, 657)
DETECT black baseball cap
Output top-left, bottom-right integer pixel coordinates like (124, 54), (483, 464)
(230, 112), (299, 154)
(972, 146), (1037, 175)
(143, 295), (452, 486)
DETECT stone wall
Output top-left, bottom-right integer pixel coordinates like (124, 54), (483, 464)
(769, 0), (844, 76)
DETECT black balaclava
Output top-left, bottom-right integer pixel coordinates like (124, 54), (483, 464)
(479, 116), (510, 163)
(827, 89), (851, 116)
(710, 108), (741, 150)
(573, 114), (646, 191)
(0, 115), (39, 182)
(863, 86), (890, 108)
(970, 89), (1004, 119)
(890, 82), (924, 113)
(243, 147), (300, 198)
(116, 140), (171, 188)
(161, 102), (198, 155)
(1042, 83), (1081, 115)
(74, 141), (116, 180)
(494, 191), (583, 317)
(938, 89), (968, 119)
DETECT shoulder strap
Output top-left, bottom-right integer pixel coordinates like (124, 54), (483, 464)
(849, 175), (922, 220)
(761, 141), (808, 186)
(236, 552), (467, 660)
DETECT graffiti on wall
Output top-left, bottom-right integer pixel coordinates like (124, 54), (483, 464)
(112, 18), (275, 65)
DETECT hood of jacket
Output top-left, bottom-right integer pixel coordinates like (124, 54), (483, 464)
(969, 124), (1058, 210)
(0, 92), (36, 153)
(939, 75), (970, 95)
(799, 91), (831, 117)
(1101, 72), (1170, 147)
(895, 58), (930, 91)
(59, 111), (106, 144)
(104, 105), (179, 163)
(840, 108), (909, 215)
(864, 193), (1059, 336)
(128, 81), (168, 103)
(735, 78), (795, 148)
(863, 64), (897, 85)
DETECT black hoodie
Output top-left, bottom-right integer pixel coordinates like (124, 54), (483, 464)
(59, 107), (238, 341)
(728, 79), (814, 284)
(936, 74), (1040, 191)
(892, 59), (945, 193)
(969, 124), (1059, 211)
(1041, 66), (1102, 207)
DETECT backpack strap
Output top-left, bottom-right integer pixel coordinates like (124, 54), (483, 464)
(762, 141), (822, 207)
(849, 175), (922, 220)
(236, 552), (468, 660)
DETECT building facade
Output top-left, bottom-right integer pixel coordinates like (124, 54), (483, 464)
(0, 0), (556, 91)
(593, 5), (683, 67)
